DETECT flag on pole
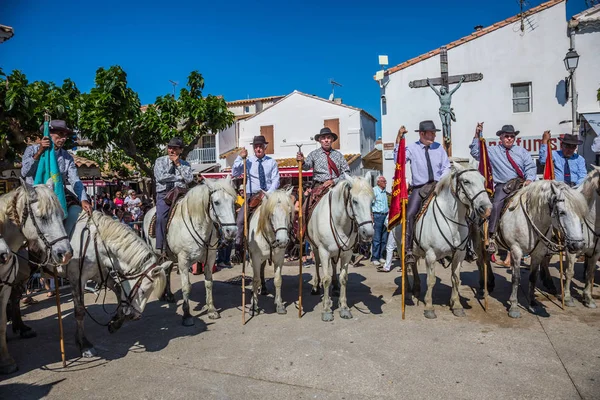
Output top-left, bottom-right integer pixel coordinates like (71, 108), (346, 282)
(478, 134), (494, 195)
(34, 120), (68, 218)
(388, 136), (408, 231)
(543, 142), (555, 180)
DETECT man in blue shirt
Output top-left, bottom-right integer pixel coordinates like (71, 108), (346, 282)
(231, 135), (280, 258)
(401, 121), (451, 268)
(371, 176), (389, 267)
(539, 131), (586, 187)
(470, 124), (536, 253)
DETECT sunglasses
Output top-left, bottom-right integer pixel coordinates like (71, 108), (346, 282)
(503, 135), (516, 140)
(563, 144), (577, 149)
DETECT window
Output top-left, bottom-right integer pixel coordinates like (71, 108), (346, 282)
(201, 135), (215, 148)
(512, 83), (532, 113)
(244, 106), (250, 113)
(260, 125), (274, 154)
(323, 119), (340, 150)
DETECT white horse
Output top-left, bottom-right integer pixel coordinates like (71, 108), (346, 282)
(55, 209), (171, 357)
(0, 237), (17, 375)
(495, 180), (587, 318)
(308, 174), (375, 322)
(393, 163), (493, 319)
(247, 188), (295, 315)
(536, 168), (600, 309)
(0, 180), (72, 374)
(143, 177), (237, 326)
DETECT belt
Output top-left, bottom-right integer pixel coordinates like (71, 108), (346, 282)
(373, 212), (388, 215)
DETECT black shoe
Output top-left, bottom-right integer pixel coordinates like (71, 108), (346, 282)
(405, 253), (416, 267)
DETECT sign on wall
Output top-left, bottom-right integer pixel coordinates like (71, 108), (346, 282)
(483, 136), (559, 156)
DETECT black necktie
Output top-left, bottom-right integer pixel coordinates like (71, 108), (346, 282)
(563, 157), (572, 185)
(257, 158), (267, 191)
(425, 145), (434, 183)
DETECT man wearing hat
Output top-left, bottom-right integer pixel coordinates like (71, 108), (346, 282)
(470, 124), (536, 253)
(400, 121), (451, 268)
(153, 137), (194, 252)
(21, 119), (93, 214)
(539, 131), (586, 187)
(296, 127), (349, 189)
(232, 135), (280, 258)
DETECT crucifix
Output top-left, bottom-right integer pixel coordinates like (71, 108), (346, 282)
(409, 46), (483, 156)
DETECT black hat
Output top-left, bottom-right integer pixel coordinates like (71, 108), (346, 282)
(559, 134), (583, 146)
(39, 120), (73, 135)
(167, 137), (184, 148)
(315, 127), (339, 142)
(415, 120), (441, 132)
(496, 125), (520, 136)
(250, 135), (269, 146)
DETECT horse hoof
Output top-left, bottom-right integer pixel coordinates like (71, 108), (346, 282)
(161, 293), (176, 304)
(0, 362), (18, 375)
(508, 309), (521, 319)
(311, 287), (320, 296)
(19, 328), (37, 339)
(424, 310), (437, 319)
(81, 347), (98, 358)
(208, 311), (221, 320)
(276, 305), (287, 315)
(339, 308), (353, 319)
(182, 317), (195, 326)
(564, 298), (576, 308)
(452, 308), (466, 318)
(321, 311), (334, 322)
(584, 299), (597, 309)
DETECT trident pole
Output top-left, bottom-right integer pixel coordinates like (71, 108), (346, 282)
(242, 156), (248, 325)
(297, 144), (304, 318)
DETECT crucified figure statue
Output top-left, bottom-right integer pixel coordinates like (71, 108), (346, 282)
(427, 75), (465, 144)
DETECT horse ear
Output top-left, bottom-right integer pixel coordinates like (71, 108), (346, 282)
(20, 178), (37, 200)
(285, 186), (293, 196)
(364, 171), (373, 183)
(204, 178), (216, 191)
(224, 174), (232, 185)
(343, 173), (354, 184)
(262, 189), (270, 199)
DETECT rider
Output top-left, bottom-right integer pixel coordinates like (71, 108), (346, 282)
(539, 131), (586, 187)
(400, 121), (451, 268)
(21, 119), (93, 215)
(153, 137), (194, 253)
(296, 127), (350, 190)
(470, 124), (536, 253)
(231, 135), (280, 259)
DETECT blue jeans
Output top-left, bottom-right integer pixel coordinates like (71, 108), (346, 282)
(217, 242), (233, 265)
(371, 212), (388, 261)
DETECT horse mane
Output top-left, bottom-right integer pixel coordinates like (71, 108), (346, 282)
(0, 184), (64, 226)
(435, 169), (456, 195)
(520, 180), (588, 219)
(334, 176), (374, 198)
(256, 190), (294, 235)
(185, 179), (237, 219)
(579, 167), (600, 202)
(90, 211), (156, 273)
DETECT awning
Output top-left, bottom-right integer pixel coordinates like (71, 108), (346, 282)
(582, 113), (600, 136)
(202, 167), (313, 179)
(361, 148), (382, 170)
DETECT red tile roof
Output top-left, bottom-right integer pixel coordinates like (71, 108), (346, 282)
(227, 96), (285, 106)
(384, 0), (564, 77)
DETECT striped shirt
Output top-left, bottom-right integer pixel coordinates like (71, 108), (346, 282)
(153, 155), (194, 193)
(302, 148), (350, 183)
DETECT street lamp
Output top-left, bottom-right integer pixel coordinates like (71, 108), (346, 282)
(564, 48), (580, 135)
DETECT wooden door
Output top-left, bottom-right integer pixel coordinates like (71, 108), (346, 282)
(260, 125), (274, 154)
(323, 119), (340, 150)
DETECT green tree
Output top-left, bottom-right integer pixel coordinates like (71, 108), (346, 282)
(79, 66), (235, 177)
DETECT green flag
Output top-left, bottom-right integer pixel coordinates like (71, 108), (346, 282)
(34, 120), (68, 218)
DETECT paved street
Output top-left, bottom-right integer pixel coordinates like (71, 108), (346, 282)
(2, 256), (599, 399)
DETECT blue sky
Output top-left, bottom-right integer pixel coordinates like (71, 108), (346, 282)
(1, 0), (588, 138)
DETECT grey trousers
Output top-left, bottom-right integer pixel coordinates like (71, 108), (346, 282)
(488, 183), (509, 235)
(405, 187), (424, 252)
(155, 191), (170, 251)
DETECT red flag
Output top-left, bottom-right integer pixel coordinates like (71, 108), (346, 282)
(388, 136), (408, 231)
(543, 142), (555, 180)
(478, 136), (494, 195)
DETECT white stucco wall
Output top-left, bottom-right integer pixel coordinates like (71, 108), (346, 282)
(360, 114), (377, 156)
(380, 1), (572, 185)
(575, 24), (600, 114)
(238, 92), (368, 160)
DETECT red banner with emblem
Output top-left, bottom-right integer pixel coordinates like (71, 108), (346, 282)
(543, 142), (555, 180)
(388, 136), (408, 231)
(478, 136), (494, 195)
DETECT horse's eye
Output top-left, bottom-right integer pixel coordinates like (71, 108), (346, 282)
(352, 200), (358, 205)
(463, 180), (470, 185)
(214, 201), (220, 206)
(559, 211), (566, 216)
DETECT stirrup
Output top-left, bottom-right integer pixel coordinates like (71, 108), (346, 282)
(486, 238), (497, 254)
(405, 253), (416, 266)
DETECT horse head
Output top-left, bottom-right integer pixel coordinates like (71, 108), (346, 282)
(579, 166), (600, 206)
(449, 163), (492, 218)
(259, 187), (294, 248)
(204, 175), (238, 242)
(343, 174), (375, 242)
(548, 182), (586, 252)
(8, 179), (72, 265)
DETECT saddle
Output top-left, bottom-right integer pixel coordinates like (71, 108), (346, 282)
(246, 192), (265, 222)
(499, 178), (524, 217)
(148, 190), (188, 238)
(294, 185), (331, 240)
(414, 182), (438, 223)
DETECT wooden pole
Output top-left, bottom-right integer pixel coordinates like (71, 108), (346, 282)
(558, 232), (565, 310)
(401, 199), (407, 320)
(242, 157), (248, 325)
(53, 267), (66, 368)
(297, 144), (304, 318)
(483, 220), (489, 312)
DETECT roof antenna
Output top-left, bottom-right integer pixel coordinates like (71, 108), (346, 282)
(169, 80), (178, 97)
(329, 79), (342, 101)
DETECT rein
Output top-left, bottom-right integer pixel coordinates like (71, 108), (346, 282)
(325, 185), (370, 254)
(0, 253), (18, 288)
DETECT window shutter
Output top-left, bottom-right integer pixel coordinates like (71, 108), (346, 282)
(260, 125), (274, 154)
(323, 119), (340, 149)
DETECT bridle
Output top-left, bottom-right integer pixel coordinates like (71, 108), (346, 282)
(13, 189), (69, 266)
(451, 168), (489, 207)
